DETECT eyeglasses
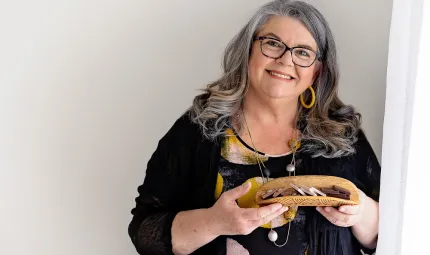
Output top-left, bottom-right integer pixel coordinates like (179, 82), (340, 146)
(253, 36), (320, 67)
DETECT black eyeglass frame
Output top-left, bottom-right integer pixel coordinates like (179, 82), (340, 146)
(253, 36), (322, 67)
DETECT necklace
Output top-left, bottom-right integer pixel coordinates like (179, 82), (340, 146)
(241, 109), (301, 247)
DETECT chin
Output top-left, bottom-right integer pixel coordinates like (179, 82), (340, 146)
(271, 95), (290, 100)
(264, 87), (293, 99)
(264, 92), (290, 100)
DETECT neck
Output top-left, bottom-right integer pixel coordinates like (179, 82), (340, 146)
(241, 88), (298, 129)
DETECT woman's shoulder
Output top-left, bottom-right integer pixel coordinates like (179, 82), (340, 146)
(304, 129), (379, 170)
(169, 109), (199, 132)
(353, 129), (377, 159)
(159, 109), (207, 147)
(302, 129), (380, 196)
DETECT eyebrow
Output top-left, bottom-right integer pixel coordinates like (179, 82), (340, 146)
(260, 32), (317, 51)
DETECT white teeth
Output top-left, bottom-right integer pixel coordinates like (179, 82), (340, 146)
(269, 71), (292, 79)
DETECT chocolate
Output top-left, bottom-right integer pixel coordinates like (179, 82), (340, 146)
(320, 188), (340, 195)
(298, 185), (317, 196)
(261, 184), (351, 200)
(320, 187), (337, 192)
(281, 189), (297, 196)
(327, 193), (350, 200)
(290, 183), (306, 196)
(333, 185), (351, 195)
(272, 188), (287, 197)
(261, 189), (276, 199)
(324, 191), (341, 196)
(310, 187), (326, 197)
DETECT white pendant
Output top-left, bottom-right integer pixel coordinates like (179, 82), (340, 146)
(286, 164), (295, 172)
(268, 229), (278, 242)
(263, 167), (271, 177)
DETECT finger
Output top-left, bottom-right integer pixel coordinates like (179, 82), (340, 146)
(358, 189), (367, 199)
(254, 206), (289, 226)
(316, 207), (342, 226)
(316, 207), (353, 227)
(338, 205), (360, 215)
(224, 182), (251, 201)
(242, 203), (284, 221)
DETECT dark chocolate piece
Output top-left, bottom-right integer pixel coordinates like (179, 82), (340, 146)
(327, 193), (350, 200)
(272, 188), (287, 197)
(281, 189), (297, 196)
(320, 189), (340, 195)
(333, 185), (351, 195)
(320, 188), (337, 192)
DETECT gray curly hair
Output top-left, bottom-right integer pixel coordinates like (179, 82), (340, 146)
(189, 0), (361, 158)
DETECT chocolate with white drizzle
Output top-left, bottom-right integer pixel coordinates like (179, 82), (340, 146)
(260, 184), (351, 200)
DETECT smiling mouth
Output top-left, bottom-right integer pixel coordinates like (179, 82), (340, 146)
(266, 70), (295, 80)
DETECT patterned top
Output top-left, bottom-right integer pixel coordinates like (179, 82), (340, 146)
(214, 128), (308, 255)
(129, 112), (380, 255)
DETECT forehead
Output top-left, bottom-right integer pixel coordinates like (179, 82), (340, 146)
(258, 16), (317, 50)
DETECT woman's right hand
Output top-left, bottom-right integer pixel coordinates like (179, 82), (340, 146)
(207, 181), (289, 236)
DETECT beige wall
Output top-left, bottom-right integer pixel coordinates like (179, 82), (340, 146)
(0, 1), (273, 254)
(0, 1), (390, 254)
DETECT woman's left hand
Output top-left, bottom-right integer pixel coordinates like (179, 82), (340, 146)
(316, 189), (368, 227)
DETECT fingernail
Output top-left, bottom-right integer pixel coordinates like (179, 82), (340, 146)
(324, 207), (330, 212)
(282, 206), (288, 211)
(339, 207), (345, 212)
(316, 207), (321, 212)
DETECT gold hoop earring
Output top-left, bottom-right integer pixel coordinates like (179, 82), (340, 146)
(300, 86), (316, 109)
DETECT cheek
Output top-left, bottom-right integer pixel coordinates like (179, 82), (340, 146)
(296, 67), (318, 89)
(248, 49), (269, 82)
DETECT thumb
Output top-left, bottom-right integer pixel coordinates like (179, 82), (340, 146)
(224, 181), (251, 201)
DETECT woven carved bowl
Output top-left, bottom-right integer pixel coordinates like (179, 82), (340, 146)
(255, 175), (360, 207)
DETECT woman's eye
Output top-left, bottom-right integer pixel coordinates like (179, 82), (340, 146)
(297, 50), (309, 57)
(266, 40), (282, 48)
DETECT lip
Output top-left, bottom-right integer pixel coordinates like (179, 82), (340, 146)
(266, 69), (296, 81)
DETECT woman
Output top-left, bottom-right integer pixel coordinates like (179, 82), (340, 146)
(128, 1), (380, 254)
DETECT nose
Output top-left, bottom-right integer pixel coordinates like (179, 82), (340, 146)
(277, 49), (294, 66)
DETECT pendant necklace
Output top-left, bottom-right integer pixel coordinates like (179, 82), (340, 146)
(241, 109), (301, 247)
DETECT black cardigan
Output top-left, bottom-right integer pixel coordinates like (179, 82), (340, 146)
(128, 111), (380, 255)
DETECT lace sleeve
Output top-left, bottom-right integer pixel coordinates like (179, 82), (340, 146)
(128, 117), (192, 255)
(353, 130), (381, 255)
(354, 130), (381, 202)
